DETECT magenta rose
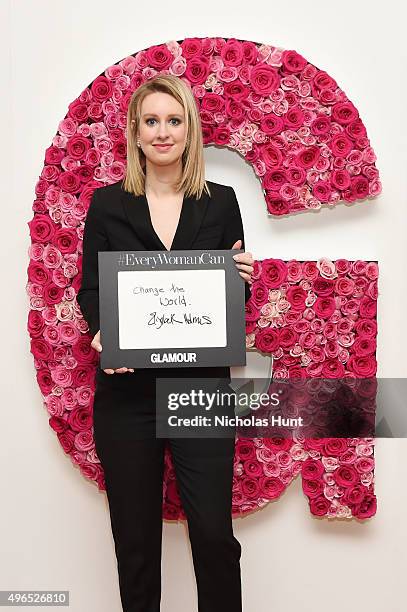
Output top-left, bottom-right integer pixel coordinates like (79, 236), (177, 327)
(312, 180), (332, 202)
(66, 135), (91, 160)
(335, 277), (355, 296)
(27, 310), (45, 338)
(255, 328), (280, 353)
(236, 440), (256, 461)
(333, 465), (359, 487)
(184, 57), (210, 84)
(286, 286), (307, 310)
(28, 262), (50, 285)
(359, 296), (377, 318)
(220, 39), (244, 66)
(323, 438), (349, 456)
(263, 169), (287, 190)
(331, 169), (351, 190)
(36, 368), (54, 395)
(28, 215), (57, 243)
(332, 101), (359, 125)
(261, 144), (283, 168)
(284, 106), (305, 129)
(250, 281), (269, 309)
(180, 38), (203, 58)
(258, 476), (285, 499)
(241, 476), (261, 499)
(321, 359), (345, 378)
(72, 337), (98, 365)
(279, 327), (298, 349)
(350, 175), (369, 199)
(312, 70), (337, 91)
(57, 429), (75, 453)
(313, 276), (334, 296)
(30, 338), (52, 360)
(281, 50), (307, 73)
(302, 478), (324, 499)
(353, 493), (377, 519)
(309, 496), (331, 516)
(346, 119), (367, 140)
(90, 76), (113, 102)
(52, 228), (79, 254)
(302, 261), (319, 280)
(261, 259), (288, 288)
(297, 145), (321, 169)
(260, 113), (284, 135)
(313, 296), (336, 319)
(311, 115), (331, 136)
(201, 93), (225, 112)
(249, 63), (280, 95)
(57, 171), (81, 194)
(355, 318), (377, 338)
(302, 458), (325, 480)
(330, 133), (353, 157)
(347, 355), (377, 377)
(353, 336), (376, 356)
(146, 44), (173, 69)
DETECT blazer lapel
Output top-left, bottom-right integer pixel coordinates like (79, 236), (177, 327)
(120, 184), (210, 251)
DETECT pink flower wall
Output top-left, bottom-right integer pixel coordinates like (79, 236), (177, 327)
(27, 37), (381, 521)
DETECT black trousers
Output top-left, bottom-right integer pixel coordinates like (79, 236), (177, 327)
(94, 430), (242, 612)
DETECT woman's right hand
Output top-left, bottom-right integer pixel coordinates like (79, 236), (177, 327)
(91, 330), (135, 375)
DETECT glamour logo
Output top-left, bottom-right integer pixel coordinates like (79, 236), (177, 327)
(151, 352), (197, 363)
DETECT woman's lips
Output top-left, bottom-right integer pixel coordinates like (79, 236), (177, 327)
(153, 144), (173, 149)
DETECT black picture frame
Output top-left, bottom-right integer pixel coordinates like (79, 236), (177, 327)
(98, 249), (247, 369)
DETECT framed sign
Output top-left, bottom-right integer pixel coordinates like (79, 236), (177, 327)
(98, 249), (247, 369)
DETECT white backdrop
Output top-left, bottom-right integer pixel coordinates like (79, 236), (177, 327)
(2, 0), (407, 610)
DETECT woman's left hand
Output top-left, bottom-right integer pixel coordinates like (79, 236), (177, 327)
(231, 240), (254, 284)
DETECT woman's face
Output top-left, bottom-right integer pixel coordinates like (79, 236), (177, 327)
(137, 91), (188, 168)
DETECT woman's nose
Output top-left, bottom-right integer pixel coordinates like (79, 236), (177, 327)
(157, 121), (169, 138)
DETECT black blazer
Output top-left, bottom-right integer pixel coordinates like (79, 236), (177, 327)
(77, 178), (251, 341)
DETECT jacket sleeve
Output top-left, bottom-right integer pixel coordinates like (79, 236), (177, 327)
(76, 188), (109, 338)
(221, 186), (252, 304)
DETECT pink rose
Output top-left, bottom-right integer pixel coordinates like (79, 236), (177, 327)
(286, 166), (306, 186)
(335, 277), (355, 296)
(249, 63), (280, 95)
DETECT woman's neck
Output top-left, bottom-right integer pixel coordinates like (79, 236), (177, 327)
(144, 159), (183, 198)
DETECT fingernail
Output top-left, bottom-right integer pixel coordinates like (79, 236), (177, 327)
(233, 254), (239, 260)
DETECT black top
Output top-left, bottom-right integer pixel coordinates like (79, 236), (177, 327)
(77, 178), (251, 437)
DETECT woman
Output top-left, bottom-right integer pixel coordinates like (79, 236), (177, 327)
(77, 74), (254, 612)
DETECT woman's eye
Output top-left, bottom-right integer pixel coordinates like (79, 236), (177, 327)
(145, 118), (181, 126)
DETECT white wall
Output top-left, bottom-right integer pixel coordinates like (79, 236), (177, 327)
(2, 0), (406, 610)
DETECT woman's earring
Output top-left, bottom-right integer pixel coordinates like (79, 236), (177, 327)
(137, 140), (141, 147)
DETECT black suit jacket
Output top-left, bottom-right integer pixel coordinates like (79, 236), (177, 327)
(77, 178), (251, 341)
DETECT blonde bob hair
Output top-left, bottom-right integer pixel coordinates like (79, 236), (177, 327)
(122, 74), (211, 200)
